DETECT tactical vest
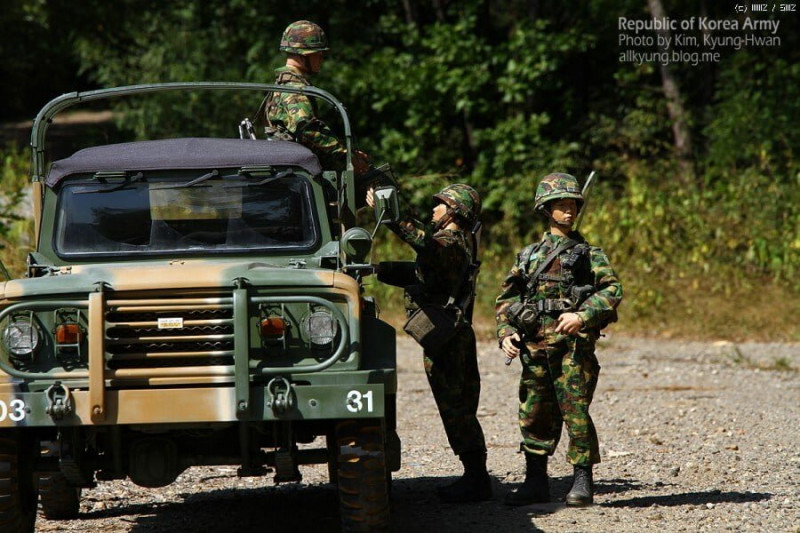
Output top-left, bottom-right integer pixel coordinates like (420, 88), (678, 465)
(520, 240), (593, 314)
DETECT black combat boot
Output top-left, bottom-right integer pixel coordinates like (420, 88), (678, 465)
(565, 464), (594, 507)
(437, 451), (492, 503)
(504, 452), (550, 506)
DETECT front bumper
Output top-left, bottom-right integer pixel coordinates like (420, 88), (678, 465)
(0, 368), (395, 428)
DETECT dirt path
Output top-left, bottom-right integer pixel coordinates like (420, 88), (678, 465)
(36, 335), (799, 532)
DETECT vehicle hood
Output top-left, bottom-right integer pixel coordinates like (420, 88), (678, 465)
(2, 260), (352, 299)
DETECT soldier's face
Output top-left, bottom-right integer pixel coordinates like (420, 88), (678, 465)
(549, 198), (578, 227)
(432, 202), (448, 223)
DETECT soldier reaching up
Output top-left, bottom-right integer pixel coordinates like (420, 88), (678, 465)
(262, 20), (369, 174)
(368, 184), (492, 503)
(495, 173), (622, 507)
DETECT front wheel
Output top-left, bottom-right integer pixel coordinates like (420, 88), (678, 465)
(0, 434), (38, 533)
(335, 420), (390, 532)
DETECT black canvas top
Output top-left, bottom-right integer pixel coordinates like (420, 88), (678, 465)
(46, 137), (322, 187)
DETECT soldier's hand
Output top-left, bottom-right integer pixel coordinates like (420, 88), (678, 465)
(555, 313), (584, 336)
(366, 187), (375, 208)
(353, 150), (370, 175)
(501, 333), (522, 360)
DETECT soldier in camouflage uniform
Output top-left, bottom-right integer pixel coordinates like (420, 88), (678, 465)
(264, 20), (369, 174)
(368, 184), (492, 503)
(495, 173), (622, 507)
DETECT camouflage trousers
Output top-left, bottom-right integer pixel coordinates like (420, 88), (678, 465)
(518, 335), (600, 465)
(424, 325), (487, 457)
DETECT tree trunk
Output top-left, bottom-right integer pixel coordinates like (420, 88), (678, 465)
(432, 0), (445, 22)
(402, 0), (418, 25)
(647, 0), (695, 181)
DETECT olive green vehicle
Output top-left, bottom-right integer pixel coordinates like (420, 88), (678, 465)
(0, 83), (401, 532)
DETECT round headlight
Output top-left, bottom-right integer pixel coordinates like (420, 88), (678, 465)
(302, 311), (338, 346)
(3, 320), (40, 358)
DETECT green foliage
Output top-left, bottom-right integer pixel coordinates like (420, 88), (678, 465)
(0, 145), (34, 278)
(2, 0), (798, 340)
(704, 52), (800, 180)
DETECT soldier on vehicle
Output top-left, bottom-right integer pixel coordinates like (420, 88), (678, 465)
(262, 20), (369, 174)
(495, 173), (622, 507)
(368, 184), (492, 503)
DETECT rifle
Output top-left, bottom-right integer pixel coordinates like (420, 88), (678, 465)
(574, 171), (596, 232)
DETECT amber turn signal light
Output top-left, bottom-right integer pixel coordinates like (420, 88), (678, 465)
(56, 323), (82, 344)
(260, 317), (286, 337)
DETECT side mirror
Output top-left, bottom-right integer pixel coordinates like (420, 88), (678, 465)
(373, 185), (400, 225)
(340, 227), (373, 265)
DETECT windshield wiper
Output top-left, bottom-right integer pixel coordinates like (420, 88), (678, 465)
(78, 172), (144, 194)
(160, 170), (220, 189)
(223, 168), (294, 188)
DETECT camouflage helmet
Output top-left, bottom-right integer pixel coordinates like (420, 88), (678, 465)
(534, 173), (584, 212)
(279, 20), (329, 55)
(434, 184), (481, 224)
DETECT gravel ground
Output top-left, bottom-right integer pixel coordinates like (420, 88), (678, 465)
(35, 334), (799, 532)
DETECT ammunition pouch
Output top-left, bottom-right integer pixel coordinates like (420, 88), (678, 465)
(568, 284), (595, 308)
(403, 303), (464, 352)
(506, 296), (584, 336)
(506, 301), (540, 336)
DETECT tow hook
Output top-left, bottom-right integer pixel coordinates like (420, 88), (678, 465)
(266, 377), (293, 415)
(45, 381), (73, 420)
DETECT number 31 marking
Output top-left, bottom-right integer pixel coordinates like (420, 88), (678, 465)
(346, 390), (373, 413)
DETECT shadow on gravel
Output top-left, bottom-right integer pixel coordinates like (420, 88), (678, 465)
(73, 476), (556, 532)
(602, 489), (772, 508)
(592, 477), (647, 495)
(81, 485), (341, 532)
(391, 475), (548, 532)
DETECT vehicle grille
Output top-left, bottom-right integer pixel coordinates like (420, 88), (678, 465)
(105, 296), (234, 369)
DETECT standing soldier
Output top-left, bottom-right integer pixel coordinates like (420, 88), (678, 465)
(263, 20), (369, 174)
(495, 173), (622, 507)
(368, 184), (492, 503)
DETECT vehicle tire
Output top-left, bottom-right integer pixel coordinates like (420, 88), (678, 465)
(0, 435), (37, 533)
(335, 420), (390, 532)
(39, 472), (81, 520)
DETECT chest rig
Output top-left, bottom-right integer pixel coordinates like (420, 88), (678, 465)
(505, 239), (594, 336)
(525, 239), (592, 308)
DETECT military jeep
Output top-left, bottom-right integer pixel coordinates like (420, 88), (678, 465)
(0, 83), (399, 532)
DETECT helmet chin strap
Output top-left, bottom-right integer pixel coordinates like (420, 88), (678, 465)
(543, 208), (573, 229)
(433, 209), (457, 232)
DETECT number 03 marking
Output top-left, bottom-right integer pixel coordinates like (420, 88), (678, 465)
(0, 399), (27, 422)
(345, 390), (374, 413)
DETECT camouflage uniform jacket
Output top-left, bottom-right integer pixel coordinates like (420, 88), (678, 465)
(495, 231), (622, 346)
(389, 216), (475, 317)
(265, 66), (347, 170)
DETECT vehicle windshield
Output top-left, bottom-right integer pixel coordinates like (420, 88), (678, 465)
(54, 175), (319, 257)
